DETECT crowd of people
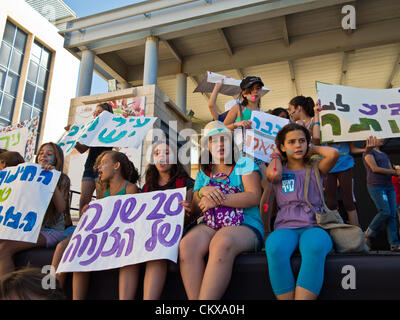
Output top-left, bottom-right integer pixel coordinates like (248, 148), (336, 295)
(0, 76), (399, 301)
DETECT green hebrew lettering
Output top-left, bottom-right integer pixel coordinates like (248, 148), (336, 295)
(348, 118), (382, 133)
(321, 114), (341, 136)
(388, 120), (400, 134)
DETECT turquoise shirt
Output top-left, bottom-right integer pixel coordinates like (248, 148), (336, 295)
(326, 142), (354, 173)
(194, 156), (264, 240)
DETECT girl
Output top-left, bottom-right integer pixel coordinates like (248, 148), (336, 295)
(141, 140), (193, 300)
(288, 95), (321, 144)
(71, 150), (140, 300)
(179, 121), (263, 300)
(67, 102), (114, 213)
(0, 142), (71, 277)
(265, 123), (339, 300)
(363, 137), (400, 251)
(324, 140), (368, 226)
(271, 107), (289, 119)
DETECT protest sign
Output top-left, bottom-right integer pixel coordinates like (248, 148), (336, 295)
(0, 163), (61, 243)
(0, 117), (39, 161)
(316, 82), (400, 143)
(193, 71), (271, 96)
(58, 111), (156, 155)
(244, 111), (289, 162)
(57, 188), (186, 273)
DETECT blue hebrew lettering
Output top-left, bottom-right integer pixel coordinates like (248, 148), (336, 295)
(261, 122), (273, 135)
(20, 165), (37, 182)
(3, 206), (22, 230)
(5, 166), (24, 184)
(253, 117), (261, 130)
(98, 128), (127, 144)
(36, 170), (53, 185)
(0, 171), (8, 186)
(129, 118), (151, 127)
(67, 125), (80, 137)
(19, 211), (37, 232)
(112, 117), (127, 127)
(359, 104), (378, 116)
(87, 117), (99, 132)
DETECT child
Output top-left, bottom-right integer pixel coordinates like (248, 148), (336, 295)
(71, 150), (140, 300)
(287, 96), (321, 144)
(0, 151), (24, 170)
(271, 107), (290, 119)
(363, 137), (400, 251)
(324, 140), (369, 226)
(140, 140), (193, 300)
(179, 121), (263, 300)
(0, 142), (71, 277)
(265, 123), (339, 300)
(66, 102), (114, 213)
(393, 165), (400, 218)
(0, 267), (66, 300)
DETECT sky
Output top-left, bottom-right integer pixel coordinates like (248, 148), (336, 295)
(63, 0), (144, 95)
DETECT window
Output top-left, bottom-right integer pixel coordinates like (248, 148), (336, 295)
(0, 21), (27, 126)
(20, 41), (52, 123)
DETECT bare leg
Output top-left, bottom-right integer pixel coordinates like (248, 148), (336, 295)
(143, 260), (167, 300)
(72, 272), (91, 300)
(276, 291), (295, 300)
(119, 264), (140, 300)
(179, 224), (215, 300)
(0, 235), (46, 277)
(79, 180), (96, 212)
(51, 236), (71, 289)
(294, 286), (318, 300)
(198, 226), (257, 300)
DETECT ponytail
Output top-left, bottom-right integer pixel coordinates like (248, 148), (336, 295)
(289, 96), (315, 118)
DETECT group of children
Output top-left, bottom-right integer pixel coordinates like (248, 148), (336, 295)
(0, 76), (399, 301)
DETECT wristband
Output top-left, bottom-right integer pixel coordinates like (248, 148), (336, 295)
(311, 122), (320, 126)
(198, 189), (203, 199)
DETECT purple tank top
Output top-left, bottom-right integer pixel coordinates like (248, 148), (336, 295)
(272, 165), (323, 230)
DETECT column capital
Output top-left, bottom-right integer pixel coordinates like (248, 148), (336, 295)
(146, 35), (159, 42)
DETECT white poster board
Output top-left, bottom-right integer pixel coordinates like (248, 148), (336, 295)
(0, 163), (61, 243)
(317, 82), (400, 143)
(244, 111), (289, 162)
(57, 188), (186, 273)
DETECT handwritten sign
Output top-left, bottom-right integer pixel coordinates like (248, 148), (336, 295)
(0, 117), (39, 161)
(0, 163), (61, 243)
(317, 82), (400, 143)
(0, 127), (28, 156)
(58, 111), (156, 155)
(193, 71), (271, 97)
(57, 188), (186, 273)
(244, 111), (289, 162)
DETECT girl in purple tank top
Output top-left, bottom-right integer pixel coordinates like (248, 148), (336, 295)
(264, 123), (339, 300)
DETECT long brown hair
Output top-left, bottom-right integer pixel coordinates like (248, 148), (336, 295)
(94, 150), (139, 191)
(0, 151), (24, 167)
(35, 142), (71, 228)
(144, 140), (188, 191)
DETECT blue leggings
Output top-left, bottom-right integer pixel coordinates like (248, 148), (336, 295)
(265, 227), (332, 296)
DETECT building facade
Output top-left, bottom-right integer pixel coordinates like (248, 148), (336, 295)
(0, 0), (79, 147)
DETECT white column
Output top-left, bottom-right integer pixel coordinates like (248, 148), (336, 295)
(143, 36), (159, 85)
(77, 49), (95, 97)
(176, 73), (187, 114)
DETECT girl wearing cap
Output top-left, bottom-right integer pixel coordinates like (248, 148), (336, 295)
(179, 121), (263, 300)
(265, 123), (339, 300)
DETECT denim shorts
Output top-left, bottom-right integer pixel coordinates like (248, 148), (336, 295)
(40, 228), (66, 248)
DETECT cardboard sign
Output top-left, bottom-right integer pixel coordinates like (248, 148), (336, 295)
(317, 82), (400, 143)
(0, 163), (61, 243)
(57, 188), (186, 273)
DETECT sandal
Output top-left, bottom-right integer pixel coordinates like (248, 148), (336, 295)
(390, 245), (400, 252)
